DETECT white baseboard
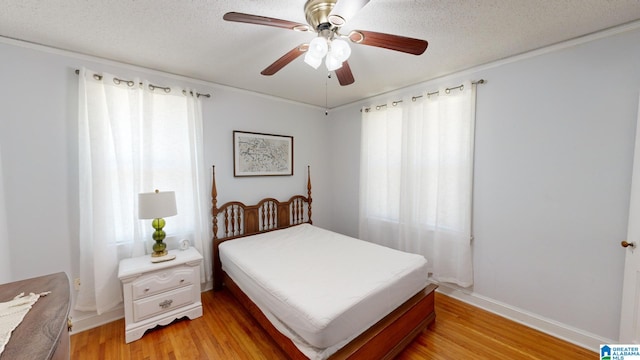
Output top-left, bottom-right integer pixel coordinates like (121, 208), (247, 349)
(436, 284), (611, 352)
(71, 305), (125, 334)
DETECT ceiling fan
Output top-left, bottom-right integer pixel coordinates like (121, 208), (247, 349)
(223, 0), (428, 86)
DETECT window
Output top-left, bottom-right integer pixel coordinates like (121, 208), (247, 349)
(76, 68), (210, 314)
(359, 82), (476, 287)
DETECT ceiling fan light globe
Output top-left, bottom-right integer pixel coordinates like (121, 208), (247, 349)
(330, 38), (351, 62)
(304, 52), (323, 69)
(325, 53), (343, 71)
(308, 37), (329, 58)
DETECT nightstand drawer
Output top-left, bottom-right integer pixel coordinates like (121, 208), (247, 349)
(133, 285), (195, 322)
(132, 266), (197, 300)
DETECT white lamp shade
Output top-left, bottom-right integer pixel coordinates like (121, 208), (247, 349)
(325, 53), (343, 71)
(329, 38), (351, 62)
(307, 37), (328, 58)
(138, 191), (177, 219)
(304, 52), (323, 69)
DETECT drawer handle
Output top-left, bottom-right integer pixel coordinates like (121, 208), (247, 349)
(159, 299), (173, 309)
(144, 288), (150, 292)
(180, 279), (185, 283)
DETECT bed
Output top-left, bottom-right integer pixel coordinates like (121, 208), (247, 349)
(211, 166), (437, 359)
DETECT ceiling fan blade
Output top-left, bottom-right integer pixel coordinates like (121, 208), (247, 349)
(261, 45), (308, 76)
(223, 12), (310, 31)
(328, 0), (371, 26)
(349, 30), (428, 55)
(335, 61), (355, 86)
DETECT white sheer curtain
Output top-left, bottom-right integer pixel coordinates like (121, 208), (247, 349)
(76, 68), (211, 314)
(359, 81), (475, 287)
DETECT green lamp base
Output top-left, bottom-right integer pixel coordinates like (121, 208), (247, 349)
(151, 217), (168, 257)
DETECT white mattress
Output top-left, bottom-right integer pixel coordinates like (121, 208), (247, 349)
(219, 224), (428, 359)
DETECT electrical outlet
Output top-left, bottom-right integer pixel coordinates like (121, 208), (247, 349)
(74, 278), (81, 291)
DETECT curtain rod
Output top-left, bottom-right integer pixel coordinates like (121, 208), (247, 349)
(362, 79), (486, 112)
(74, 69), (211, 98)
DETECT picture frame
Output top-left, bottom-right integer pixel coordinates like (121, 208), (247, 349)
(233, 131), (294, 177)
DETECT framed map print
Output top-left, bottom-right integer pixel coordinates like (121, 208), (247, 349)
(233, 131), (294, 176)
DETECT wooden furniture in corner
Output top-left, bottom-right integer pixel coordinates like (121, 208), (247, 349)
(0, 272), (70, 360)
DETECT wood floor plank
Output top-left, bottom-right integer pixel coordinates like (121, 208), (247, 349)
(70, 289), (597, 359)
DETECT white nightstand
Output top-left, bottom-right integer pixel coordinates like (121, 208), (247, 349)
(118, 247), (203, 343)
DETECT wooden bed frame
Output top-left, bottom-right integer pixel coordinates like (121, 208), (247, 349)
(211, 165), (437, 359)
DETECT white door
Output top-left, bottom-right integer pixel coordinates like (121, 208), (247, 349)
(620, 95), (640, 343)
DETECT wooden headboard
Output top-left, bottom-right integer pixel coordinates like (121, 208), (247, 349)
(211, 165), (312, 290)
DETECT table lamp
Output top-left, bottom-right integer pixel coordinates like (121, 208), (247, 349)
(138, 190), (177, 262)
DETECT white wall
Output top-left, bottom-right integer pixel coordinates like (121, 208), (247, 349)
(202, 87), (330, 225)
(0, 41), (75, 283)
(0, 38), (330, 326)
(327, 24), (640, 347)
(0, 150), (10, 283)
(472, 26), (639, 344)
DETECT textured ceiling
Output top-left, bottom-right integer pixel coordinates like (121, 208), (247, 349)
(1, 0), (640, 108)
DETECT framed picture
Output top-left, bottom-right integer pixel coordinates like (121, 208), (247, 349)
(233, 131), (294, 177)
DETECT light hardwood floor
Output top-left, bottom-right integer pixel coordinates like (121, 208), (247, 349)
(71, 289), (597, 359)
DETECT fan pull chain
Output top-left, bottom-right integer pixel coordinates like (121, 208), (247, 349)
(325, 72), (330, 116)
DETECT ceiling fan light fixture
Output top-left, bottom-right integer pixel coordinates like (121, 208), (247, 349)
(304, 52), (323, 69)
(325, 53), (343, 71)
(329, 38), (351, 62)
(307, 37), (329, 58)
